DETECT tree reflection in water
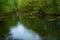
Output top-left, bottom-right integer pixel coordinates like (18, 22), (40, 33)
(0, 15), (60, 40)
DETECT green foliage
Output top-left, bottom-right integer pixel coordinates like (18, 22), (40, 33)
(0, 0), (13, 13)
(0, 0), (60, 38)
(19, 0), (60, 14)
(0, 0), (18, 37)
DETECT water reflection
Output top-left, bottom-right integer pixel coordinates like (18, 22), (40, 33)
(6, 22), (42, 40)
(0, 16), (60, 40)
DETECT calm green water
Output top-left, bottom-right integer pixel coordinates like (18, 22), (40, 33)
(0, 15), (60, 40)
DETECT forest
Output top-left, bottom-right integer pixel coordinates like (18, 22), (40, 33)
(0, 0), (60, 40)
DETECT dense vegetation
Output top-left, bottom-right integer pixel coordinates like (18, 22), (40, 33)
(0, 0), (60, 40)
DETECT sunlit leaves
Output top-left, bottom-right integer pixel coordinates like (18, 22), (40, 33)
(0, 0), (19, 13)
